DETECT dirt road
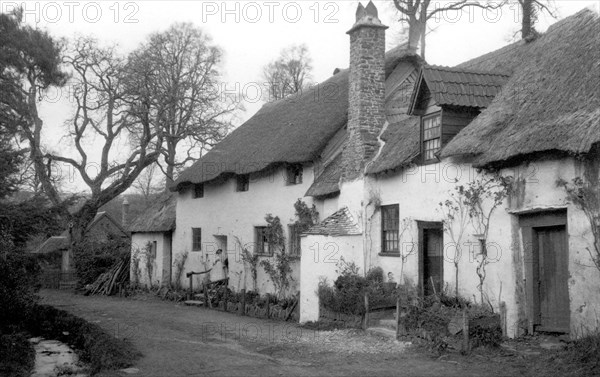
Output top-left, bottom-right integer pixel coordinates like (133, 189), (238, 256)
(41, 290), (527, 377)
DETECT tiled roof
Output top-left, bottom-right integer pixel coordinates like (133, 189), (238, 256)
(304, 207), (361, 237)
(305, 153), (342, 197)
(415, 65), (509, 110)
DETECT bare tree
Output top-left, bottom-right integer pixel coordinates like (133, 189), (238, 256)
(132, 163), (164, 203)
(36, 38), (162, 244)
(392, 0), (505, 58)
(127, 23), (236, 189)
(262, 44), (312, 102)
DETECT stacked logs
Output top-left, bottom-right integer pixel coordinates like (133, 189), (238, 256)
(86, 255), (130, 296)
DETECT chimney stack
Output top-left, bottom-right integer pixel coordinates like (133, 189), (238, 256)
(342, 1), (388, 181)
(122, 197), (130, 227)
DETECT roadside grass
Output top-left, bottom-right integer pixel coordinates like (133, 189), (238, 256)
(26, 305), (141, 374)
(0, 332), (36, 377)
(550, 332), (600, 377)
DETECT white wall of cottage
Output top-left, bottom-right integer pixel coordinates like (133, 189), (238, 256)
(299, 233), (364, 323)
(172, 164), (316, 295)
(362, 156), (600, 338)
(130, 232), (171, 288)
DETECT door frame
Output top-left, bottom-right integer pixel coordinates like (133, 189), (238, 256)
(519, 209), (569, 334)
(417, 221), (444, 297)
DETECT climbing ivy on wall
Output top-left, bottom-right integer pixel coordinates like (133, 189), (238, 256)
(558, 157), (600, 274)
(260, 214), (293, 299)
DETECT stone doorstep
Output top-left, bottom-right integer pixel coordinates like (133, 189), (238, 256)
(375, 319), (398, 330)
(367, 327), (398, 339)
(184, 300), (204, 307)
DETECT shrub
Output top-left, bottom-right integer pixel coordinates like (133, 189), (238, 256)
(563, 332), (600, 367)
(73, 235), (130, 287)
(0, 332), (35, 377)
(0, 250), (40, 330)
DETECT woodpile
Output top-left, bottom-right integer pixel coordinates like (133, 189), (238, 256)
(85, 255), (130, 296)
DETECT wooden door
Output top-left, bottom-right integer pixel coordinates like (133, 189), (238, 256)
(534, 226), (570, 332)
(423, 227), (443, 296)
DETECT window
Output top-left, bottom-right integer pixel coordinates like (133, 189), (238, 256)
(236, 174), (249, 192)
(255, 226), (272, 256)
(193, 183), (204, 198)
(422, 113), (441, 162)
(285, 165), (303, 185)
(192, 228), (202, 251)
(288, 224), (301, 257)
(381, 205), (399, 253)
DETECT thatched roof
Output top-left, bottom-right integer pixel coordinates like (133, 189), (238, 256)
(305, 153), (343, 197)
(366, 115), (420, 174)
(171, 46), (421, 191)
(409, 66), (509, 112)
(32, 211), (127, 254)
(33, 236), (68, 254)
(129, 193), (176, 233)
(441, 9), (600, 166)
(304, 207), (361, 236)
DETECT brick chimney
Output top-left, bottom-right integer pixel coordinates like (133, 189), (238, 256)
(342, 1), (388, 181)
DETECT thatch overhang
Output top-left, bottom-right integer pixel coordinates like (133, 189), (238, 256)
(441, 9), (600, 167)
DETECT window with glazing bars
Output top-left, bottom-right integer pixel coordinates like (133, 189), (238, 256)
(381, 205), (399, 253)
(422, 113), (441, 162)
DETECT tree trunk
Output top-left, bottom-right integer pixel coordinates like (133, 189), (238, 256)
(521, 0), (534, 39)
(406, 17), (421, 54)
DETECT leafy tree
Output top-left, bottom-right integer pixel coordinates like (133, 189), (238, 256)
(262, 44), (312, 101)
(127, 23), (236, 188)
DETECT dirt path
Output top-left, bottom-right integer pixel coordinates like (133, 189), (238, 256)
(41, 290), (527, 377)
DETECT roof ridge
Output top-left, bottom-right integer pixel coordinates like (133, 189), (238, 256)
(426, 64), (510, 77)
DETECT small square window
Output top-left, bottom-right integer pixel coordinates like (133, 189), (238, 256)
(236, 175), (249, 192)
(255, 226), (272, 256)
(193, 183), (204, 198)
(285, 165), (303, 185)
(192, 228), (202, 251)
(422, 113), (441, 162)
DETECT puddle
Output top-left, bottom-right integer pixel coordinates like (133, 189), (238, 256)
(29, 338), (88, 377)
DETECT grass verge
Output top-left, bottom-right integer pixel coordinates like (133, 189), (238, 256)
(0, 332), (35, 377)
(26, 304), (141, 374)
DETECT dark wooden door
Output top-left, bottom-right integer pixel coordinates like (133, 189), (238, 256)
(534, 226), (570, 332)
(423, 228), (443, 296)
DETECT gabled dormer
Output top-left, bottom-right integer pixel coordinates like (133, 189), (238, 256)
(408, 66), (509, 164)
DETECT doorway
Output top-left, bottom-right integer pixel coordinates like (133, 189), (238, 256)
(520, 210), (570, 334)
(418, 222), (444, 297)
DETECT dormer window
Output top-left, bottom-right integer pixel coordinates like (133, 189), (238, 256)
(193, 183), (204, 198)
(422, 113), (441, 163)
(236, 174), (249, 192)
(285, 164), (303, 185)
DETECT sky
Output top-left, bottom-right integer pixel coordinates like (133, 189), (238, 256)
(2, 0), (598, 192)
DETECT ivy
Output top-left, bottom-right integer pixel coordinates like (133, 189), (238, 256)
(558, 173), (600, 273)
(260, 214), (293, 299)
(292, 199), (319, 233)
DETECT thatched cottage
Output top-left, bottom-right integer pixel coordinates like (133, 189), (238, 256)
(129, 193), (177, 288)
(165, 2), (599, 338)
